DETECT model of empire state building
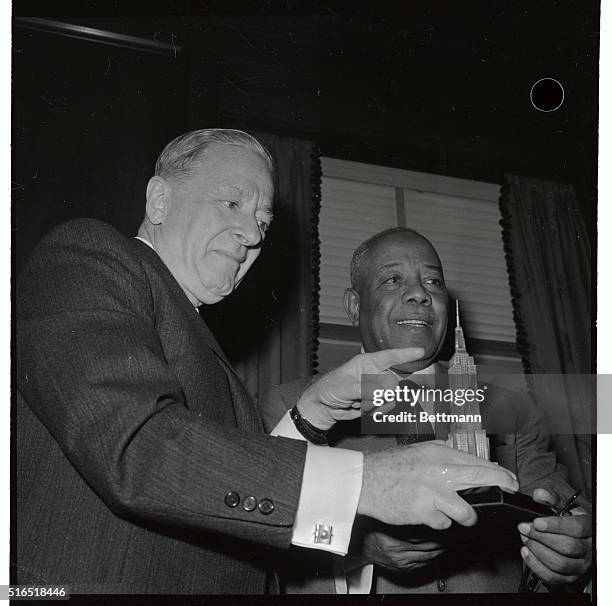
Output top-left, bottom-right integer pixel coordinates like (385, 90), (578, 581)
(447, 300), (490, 460)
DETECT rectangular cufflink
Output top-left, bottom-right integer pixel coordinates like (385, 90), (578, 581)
(313, 524), (333, 544)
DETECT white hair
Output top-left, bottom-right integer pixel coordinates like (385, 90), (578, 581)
(155, 128), (274, 182)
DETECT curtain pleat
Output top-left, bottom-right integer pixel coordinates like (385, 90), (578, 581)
(500, 174), (592, 498)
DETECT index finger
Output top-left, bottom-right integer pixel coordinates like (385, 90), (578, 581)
(430, 444), (517, 477)
(363, 347), (425, 372)
(449, 464), (519, 493)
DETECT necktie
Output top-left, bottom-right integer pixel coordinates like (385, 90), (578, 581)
(394, 379), (435, 446)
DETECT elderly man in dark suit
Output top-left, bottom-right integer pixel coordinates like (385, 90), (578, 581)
(15, 130), (518, 595)
(262, 227), (592, 594)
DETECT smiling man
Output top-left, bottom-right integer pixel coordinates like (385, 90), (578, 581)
(15, 132), (518, 596)
(345, 228), (448, 373)
(262, 227), (592, 594)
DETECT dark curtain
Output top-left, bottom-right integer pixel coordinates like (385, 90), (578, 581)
(500, 174), (592, 498)
(12, 24), (189, 274)
(201, 134), (321, 403)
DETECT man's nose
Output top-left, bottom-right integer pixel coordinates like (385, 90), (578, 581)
(232, 214), (262, 248)
(400, 281), (431, 306)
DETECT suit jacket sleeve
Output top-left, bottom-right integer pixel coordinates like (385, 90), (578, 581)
(490, 387), (588, 507)
(16, 220), (307, 549)
(514, 428), (588, 506)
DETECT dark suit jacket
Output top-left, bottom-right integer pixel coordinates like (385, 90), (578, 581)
(261, 373), (580, 594)
(15, 219), (307, 594)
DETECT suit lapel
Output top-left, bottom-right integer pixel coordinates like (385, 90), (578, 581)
(132, 238), (263, 433)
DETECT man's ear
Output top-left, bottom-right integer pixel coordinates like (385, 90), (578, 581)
(344, 288), (360, 325)
(145, 176), (171, 225)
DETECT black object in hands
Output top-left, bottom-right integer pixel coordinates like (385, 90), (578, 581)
(458, 486), (556, 526)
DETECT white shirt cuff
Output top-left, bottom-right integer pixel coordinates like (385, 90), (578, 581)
(270, 409), (304, 440)
(270, 411), (363, 556)
(291, 443), (363, 555)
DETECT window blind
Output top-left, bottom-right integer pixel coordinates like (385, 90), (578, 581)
(319, 176), (398, 325)
(319, 157), (516, 344)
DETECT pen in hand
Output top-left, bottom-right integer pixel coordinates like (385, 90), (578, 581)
(555, 489), (581, 516)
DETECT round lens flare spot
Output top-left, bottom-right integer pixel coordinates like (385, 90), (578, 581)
(530, 78), (564, 112)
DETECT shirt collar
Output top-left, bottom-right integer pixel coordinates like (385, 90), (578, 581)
(134, 236), (200, 312)
(135, 235), (154, 250)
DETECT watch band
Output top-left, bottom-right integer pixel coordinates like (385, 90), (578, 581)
(289, 405), (329, 445)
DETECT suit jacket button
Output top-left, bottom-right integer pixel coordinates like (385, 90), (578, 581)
(243, 496), (258, 512)
(224, 491), (240, 508)
(258, 498), (275, 515)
